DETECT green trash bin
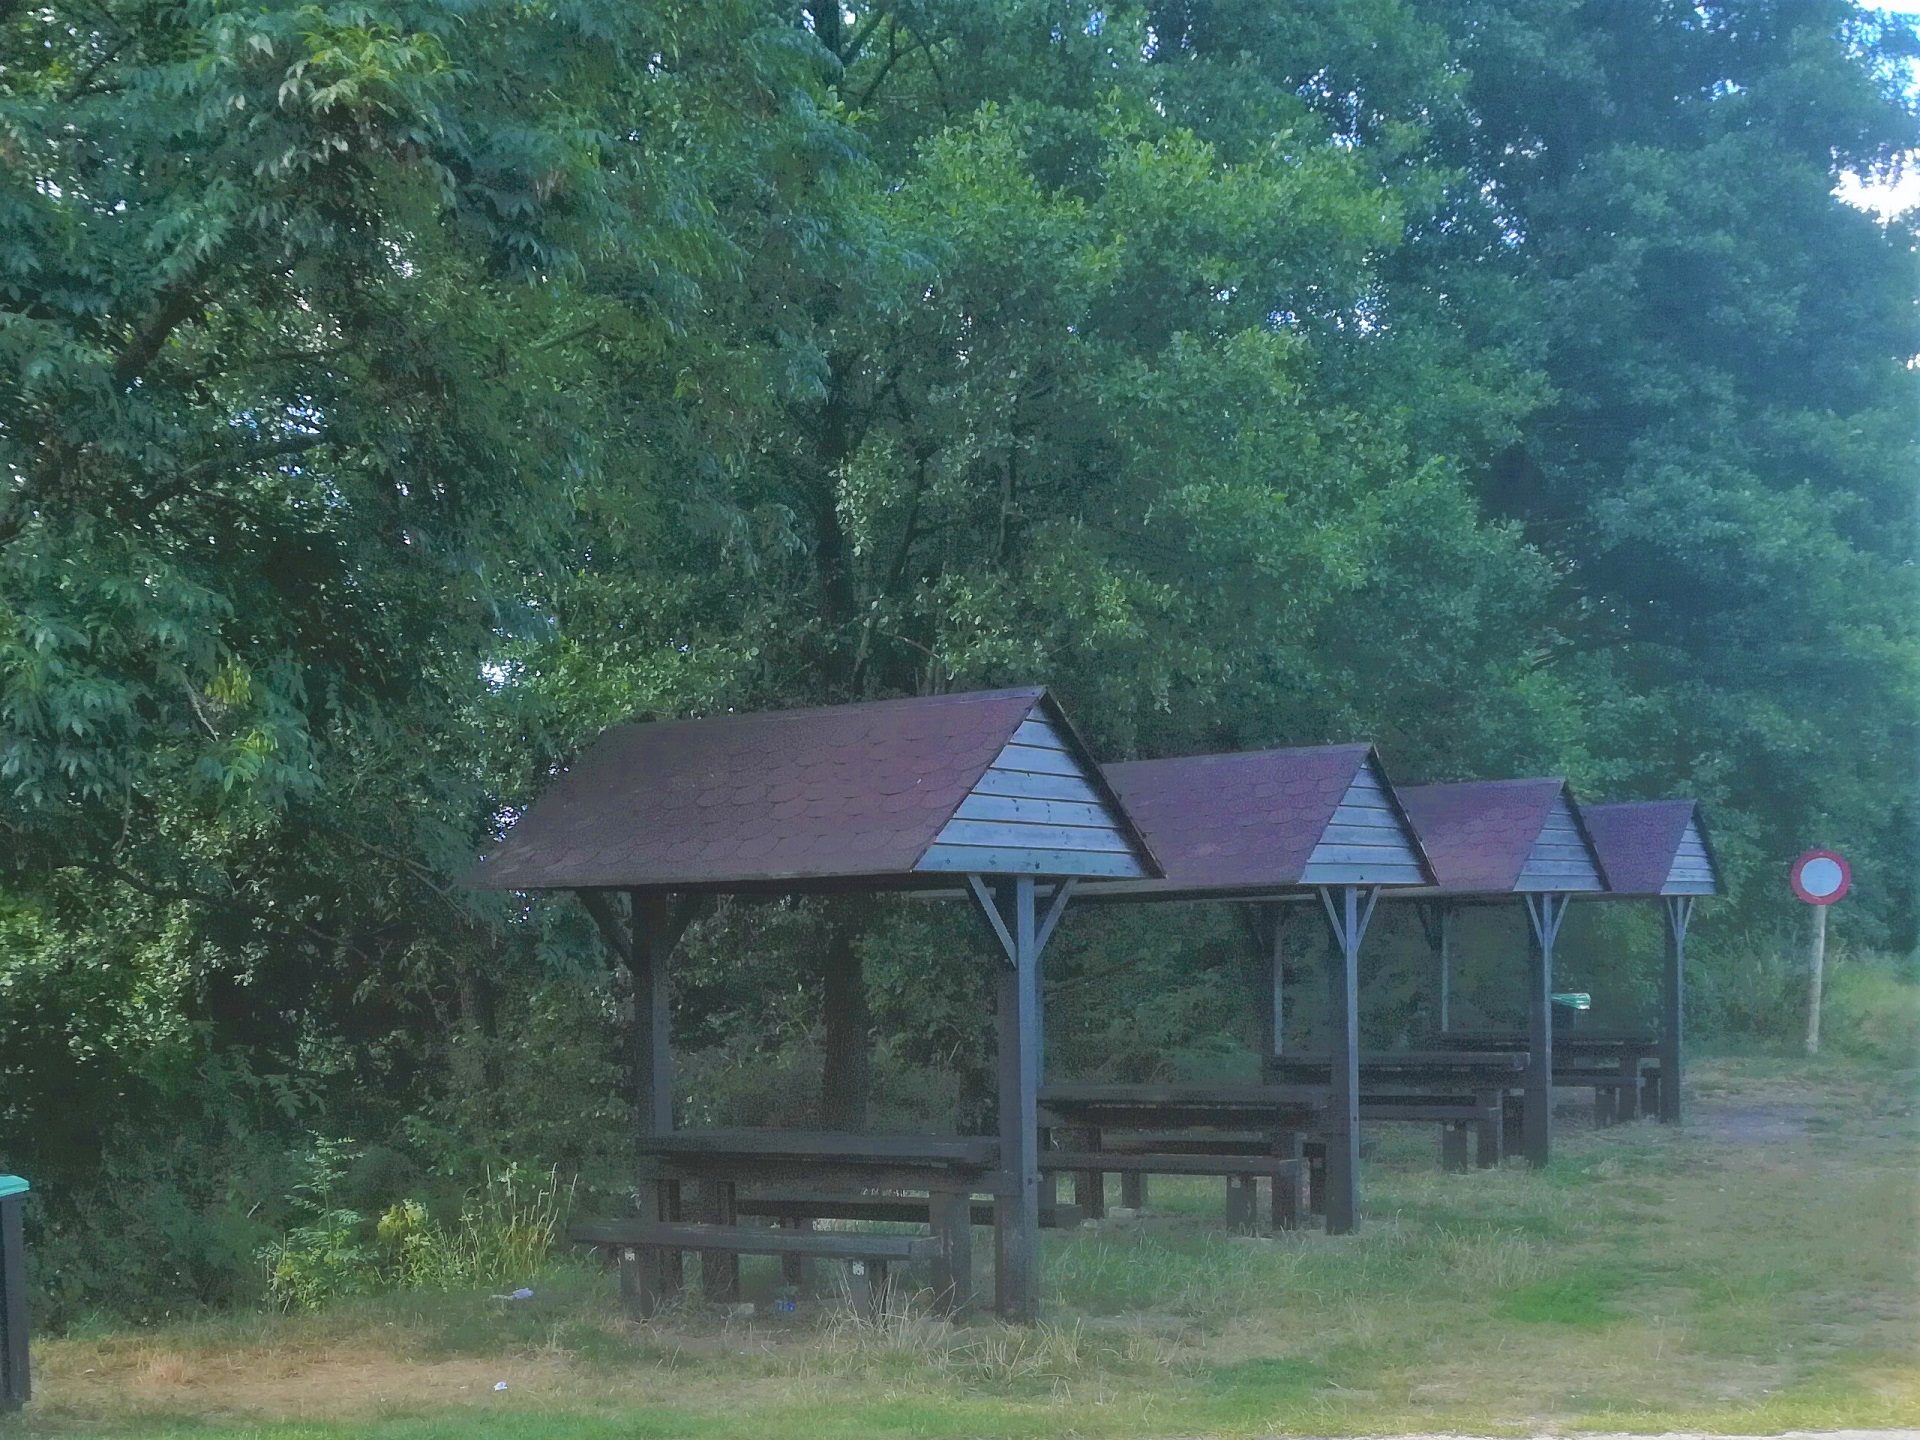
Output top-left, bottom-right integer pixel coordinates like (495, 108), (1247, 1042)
(0, 1175), (27, 1409)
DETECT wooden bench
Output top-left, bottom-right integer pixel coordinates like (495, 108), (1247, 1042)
(1040, 1083), (1330, 1222)
(610, 1129), (997, 1315)
(1044, 1148), (1308, 1230)
(571, 1220), (935, 1317)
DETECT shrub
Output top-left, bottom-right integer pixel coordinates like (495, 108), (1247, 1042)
(261, 1143), (574, 1309)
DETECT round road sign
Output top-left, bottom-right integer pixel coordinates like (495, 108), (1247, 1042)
(1790, 849), (1850, 906)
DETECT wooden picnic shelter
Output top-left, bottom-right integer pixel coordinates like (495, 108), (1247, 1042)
(466, 686), (1161, 1321)
(1578, 800), (1721, 1124)
(1380, 778), (1611, 1167)
(1062, 744), (1436, 1234)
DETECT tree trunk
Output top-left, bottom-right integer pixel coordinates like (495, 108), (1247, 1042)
(819, 902), (872, 1130)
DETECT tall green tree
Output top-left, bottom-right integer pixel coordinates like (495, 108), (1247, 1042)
(1408, 0), (1920, 943)
(0, 0), (854, 1192)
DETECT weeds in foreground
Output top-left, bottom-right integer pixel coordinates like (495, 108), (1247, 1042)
(262, 1150), (574, 1310)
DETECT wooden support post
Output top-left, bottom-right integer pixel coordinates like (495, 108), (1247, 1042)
(1615, 1051), (1640, 1123)
(1120, 1172), (1146, 1210)
(1661, 896), (1693, 1123)
(846, 1258), (889, 1318)
(1317, 884), (1376, 1235)
(993, 877), (1041, 1321)
(778, 1217), (811, 1293)
(1240, 903), (1286, 1059)
(971, 875), (1071, 1323)
(626, 890), (687, 1311)
(929, 1187), (973, 1316)
(1522, 894), (1568, 1168)
(698, 1181), (739, 1304)
(820, 902), (872, 1131)
(1265, 904), (1285, 1058)
(1475, 1092), (1504, 1168)
(1440, 1123), (1469, 1172)
(1418, 902), (1453, 1034)
(1224, 1174), (1255, 1230)
(1071, 1128), (1105, 1219)
(1271, 1131), (1304, 1230)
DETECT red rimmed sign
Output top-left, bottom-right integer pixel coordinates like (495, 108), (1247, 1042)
(1790, 849), (1850, 906)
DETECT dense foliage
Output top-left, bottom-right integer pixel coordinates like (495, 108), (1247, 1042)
(2, 0), (1913, 1321)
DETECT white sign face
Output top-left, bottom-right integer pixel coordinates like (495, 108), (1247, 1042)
(1797, 856), (1845, 899)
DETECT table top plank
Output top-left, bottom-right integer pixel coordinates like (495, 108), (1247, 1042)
(1039, 1082), (1332, 1106)
(634, 1129), (998, 1169)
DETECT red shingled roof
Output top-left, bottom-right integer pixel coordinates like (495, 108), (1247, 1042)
(1098, 745), (1400, 892)
(1581, 800), (1700, 896)
(1397, 778), (1569, 894)
(467, 688), (1153, 892)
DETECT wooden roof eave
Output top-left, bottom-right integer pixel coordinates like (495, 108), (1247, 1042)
(1367, 744), (1441, 888)
(1679, 801), (1723, 897)
(1562, 783), (1616, 893)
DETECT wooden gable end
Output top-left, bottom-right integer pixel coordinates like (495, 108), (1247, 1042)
(1515, 792), (1606, 892)
(1299, 755), (1426, 885)
(915, 705), (1151, 877)
(1663, 816), (1718, 895)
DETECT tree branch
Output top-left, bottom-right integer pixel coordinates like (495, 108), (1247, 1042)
(125, 432), (330, 522)
(113, 285), (206, 388)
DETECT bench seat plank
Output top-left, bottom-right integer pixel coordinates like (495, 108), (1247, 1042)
(571, 1221), (935, 1262)
(1042, 1151), (1304, 1176)
(732, 1193), (1082, 1228)
(635, 1130), (997, 1168)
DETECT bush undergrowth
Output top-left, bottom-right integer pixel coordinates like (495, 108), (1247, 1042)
(261, 1144), (573, 1310)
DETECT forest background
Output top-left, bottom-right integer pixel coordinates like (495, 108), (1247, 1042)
(1, 0), (1915, 1326)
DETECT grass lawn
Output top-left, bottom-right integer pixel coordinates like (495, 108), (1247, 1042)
(15, 1052), (1918, 1439)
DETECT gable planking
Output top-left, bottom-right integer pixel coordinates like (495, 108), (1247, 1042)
(1663, 816), (1718, 894)
(915, 705), (1151, 877)
(1299, 756), (1427, 885)
(1515, 792), (1606, 892)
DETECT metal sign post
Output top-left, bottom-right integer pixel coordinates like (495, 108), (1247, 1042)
(1790, 850), (1851, 1056)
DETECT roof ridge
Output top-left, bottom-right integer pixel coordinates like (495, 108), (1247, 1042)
(611, 686), (1047, 731)
(1108, 741), (1372, 769)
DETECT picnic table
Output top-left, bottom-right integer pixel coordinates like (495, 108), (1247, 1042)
(571, 1130), (999, 1314)
(1428, 1031), (1663, 1122)
(1038, 1082), (1324, 1230)
(1039, 1078), (1507, 1225)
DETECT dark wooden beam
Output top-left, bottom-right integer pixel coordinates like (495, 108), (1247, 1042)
(1415, 901), (1454, 1034)
(965, 874), (1076, 1321)
(820, 900), (872, 1131)
(577, 888), (633, 967)
(1521, 893), (1570, 1168)
(1315, 884), (1377, 1235)
(992, 877), (1042, 1321)
(1661, 895), (1693, 1124)
(623, 888), (694, 1312)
